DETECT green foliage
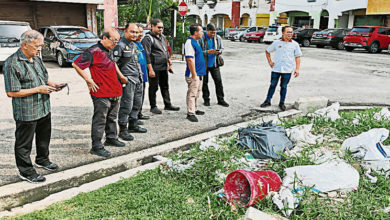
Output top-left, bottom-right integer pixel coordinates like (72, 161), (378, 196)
(12, 108), (390, 219)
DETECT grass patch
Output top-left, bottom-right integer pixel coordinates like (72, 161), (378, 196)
(10, 108), (390, 219)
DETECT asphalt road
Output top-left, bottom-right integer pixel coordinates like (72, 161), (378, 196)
(1, 40), (390, 186)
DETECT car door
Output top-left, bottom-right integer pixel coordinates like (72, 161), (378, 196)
(45, 28), (59, 60)
(384, 28), (390, 49)
(41, 28), (51, 60)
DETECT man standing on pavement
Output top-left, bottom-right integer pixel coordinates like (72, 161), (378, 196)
(3, 30), (63, 183)
(198, 23), (229, 107)
(113, 23), (147, 142)
(135, 24), (150, 121)
(73, 28), (128, 157)
(142, 18), (180, 114)
(184, 24), (206, 122)
(260, 26), (302, 111)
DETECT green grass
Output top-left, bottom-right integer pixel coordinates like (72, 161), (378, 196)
(10, 108), (390, 219)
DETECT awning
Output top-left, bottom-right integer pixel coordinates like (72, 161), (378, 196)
(29, 0), (104, 5)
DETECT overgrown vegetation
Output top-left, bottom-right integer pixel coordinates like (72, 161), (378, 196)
(12, 108), (390, 219)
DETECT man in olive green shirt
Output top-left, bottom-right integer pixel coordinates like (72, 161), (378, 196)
(3, 30), (64, 183)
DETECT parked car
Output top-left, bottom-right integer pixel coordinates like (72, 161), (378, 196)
(263, 26), (283, 44)
(228, 26), (264, 42)
(344, 26), (390, 53)
(292, 28), (320, 47)
(38, 26), (100, 67)
(243, 29), (266, 43)
(0, 20), (31, 67)
(311, 28), (351, 50)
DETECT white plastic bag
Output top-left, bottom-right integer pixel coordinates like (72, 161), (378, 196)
(373, 108), (390, 122)
(308, 102), (341, 121)
(286, 124), (323, 147)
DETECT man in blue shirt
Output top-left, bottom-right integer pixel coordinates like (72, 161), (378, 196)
(198, 23), (229, 107)
(184, 24), (206, 122)
(260, 26), (302, 111)
(135, 25), (150, 121)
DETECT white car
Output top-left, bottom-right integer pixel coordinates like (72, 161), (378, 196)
(228, 26), (264, 42)
(263, 26), (283, 44)
(0, 20), (31, 67)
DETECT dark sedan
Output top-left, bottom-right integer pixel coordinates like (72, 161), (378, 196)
(292, 28), (320, 47)
(311, 28), (351, 50)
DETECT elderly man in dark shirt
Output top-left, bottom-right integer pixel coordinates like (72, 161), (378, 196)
(3, 30), (64, 183)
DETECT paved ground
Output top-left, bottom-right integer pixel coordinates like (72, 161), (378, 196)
(1, 40), (390, 186)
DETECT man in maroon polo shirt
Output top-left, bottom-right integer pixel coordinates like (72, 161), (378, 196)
(72, 28), (128, 157)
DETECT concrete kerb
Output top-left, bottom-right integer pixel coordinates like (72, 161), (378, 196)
(0, 109), (302, 213)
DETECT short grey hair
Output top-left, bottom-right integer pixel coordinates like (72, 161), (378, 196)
(20, 30), (44, 44)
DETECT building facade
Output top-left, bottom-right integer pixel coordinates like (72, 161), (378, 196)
(185, 0), (272, 29)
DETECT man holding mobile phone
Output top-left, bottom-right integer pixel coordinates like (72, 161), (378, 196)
(198, 23), (229, 107)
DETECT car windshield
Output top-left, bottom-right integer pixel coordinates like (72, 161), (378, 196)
(267, 27), (278, 32)
(56, 28), (97, 39)
(351, 27), (374, 33)
(238, 28), (247, 31)
(0, 24), (30, 40)
(323, 29), (336, 33)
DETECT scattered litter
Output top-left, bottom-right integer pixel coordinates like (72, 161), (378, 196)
(237, 122), (293, 159)
(187, 198), (195, 203)
(352, 117), (360, 125)
(384, 206), (390, 213)
(309, 147), (340, 164)
(199, 137), (221, 151)
(327, 191), (338, 198)
(216, 169), (228, 184)
(364, 171), (378, 183)
(232, 154), (269, 171)
(308, 102), (341, 121)
(166, 157), (196, 172)
(272, 161), (359, 216)
(286, 124), (323, 147)
(224, 170), (282, 207)
(244, 207), (288, 220)
(341, 128), (390, 160)
(373, 108), (390, 122)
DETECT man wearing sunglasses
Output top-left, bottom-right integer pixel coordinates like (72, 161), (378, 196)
(72, 28), (128, 157)
(142, 19), (180, 114)
(113, 23), (147, 142)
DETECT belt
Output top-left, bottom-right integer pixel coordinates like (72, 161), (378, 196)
(109, 96), (121, 101)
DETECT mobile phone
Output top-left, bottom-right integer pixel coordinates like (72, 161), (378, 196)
(169, 69), (174, 74)
(55, 83), (68, 89)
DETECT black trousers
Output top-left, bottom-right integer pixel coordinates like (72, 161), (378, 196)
(91, 97), (120, 150)
(202, 67), (225, 102)
(15, 113), (51, 176)
(148, 69), (172, 108)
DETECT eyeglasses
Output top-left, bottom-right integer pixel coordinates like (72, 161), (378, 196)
(109, 38), (119, 44)
(157, 26), (164, 29)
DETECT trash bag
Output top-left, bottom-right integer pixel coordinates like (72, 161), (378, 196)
(308, 102), (341, 121)
(237, 122), (293, 159)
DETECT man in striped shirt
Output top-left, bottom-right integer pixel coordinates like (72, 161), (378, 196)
(3, 30), (64, 183)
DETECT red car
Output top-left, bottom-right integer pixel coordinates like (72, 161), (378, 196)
(344, 26), (390, 53)
(243, 30), (266, 43)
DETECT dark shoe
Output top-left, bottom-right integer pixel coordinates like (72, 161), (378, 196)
(204, 100), (210, 106)
(90, 148), (111, 157)
(128, 125), (147, 133)
(150, 107), (162, 114)
(138, 114), (150, 120)
(136, 120), (144, 125)
(119, 125), (134, 141)
(104, 138), (126, 147)
(195, 110), (205, 115)
(218, 100), (229, 107)
(187, 114), (198, 122)
(35, 162), (59, 171)
(279, 103), (287, 111)
(164, 105), (180, 111)
(18, 173), (46, 183)
(260, 100), (271, 108)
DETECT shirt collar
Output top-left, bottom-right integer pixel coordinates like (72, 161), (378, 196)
(17, 49), (31, 62)
(281, 38), (292, 42)
(98, 41), (109, 52)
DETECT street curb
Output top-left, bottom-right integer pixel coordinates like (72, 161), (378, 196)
(0, 109), (301, 212)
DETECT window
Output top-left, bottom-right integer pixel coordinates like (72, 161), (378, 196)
(378, 28), (390, 35)
(350, 27), (374, 33)
(46, 29), (55, 39)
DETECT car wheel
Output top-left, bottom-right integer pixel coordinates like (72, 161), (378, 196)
(368, 42), (380, 53)
(230, 39), (235, 41)
(316, 45), (325, 48)
(239, 36), (244, 42)
(345, 46), (354, 52)
(258, 37), (264, 43)
(57, 52), (67, 67)
(337, 41), (345, 50)
(302, 39), (310, 47)
(247, 40), (252, 43)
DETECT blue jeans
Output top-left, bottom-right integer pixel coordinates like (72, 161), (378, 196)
(266, 72), (292, 103)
